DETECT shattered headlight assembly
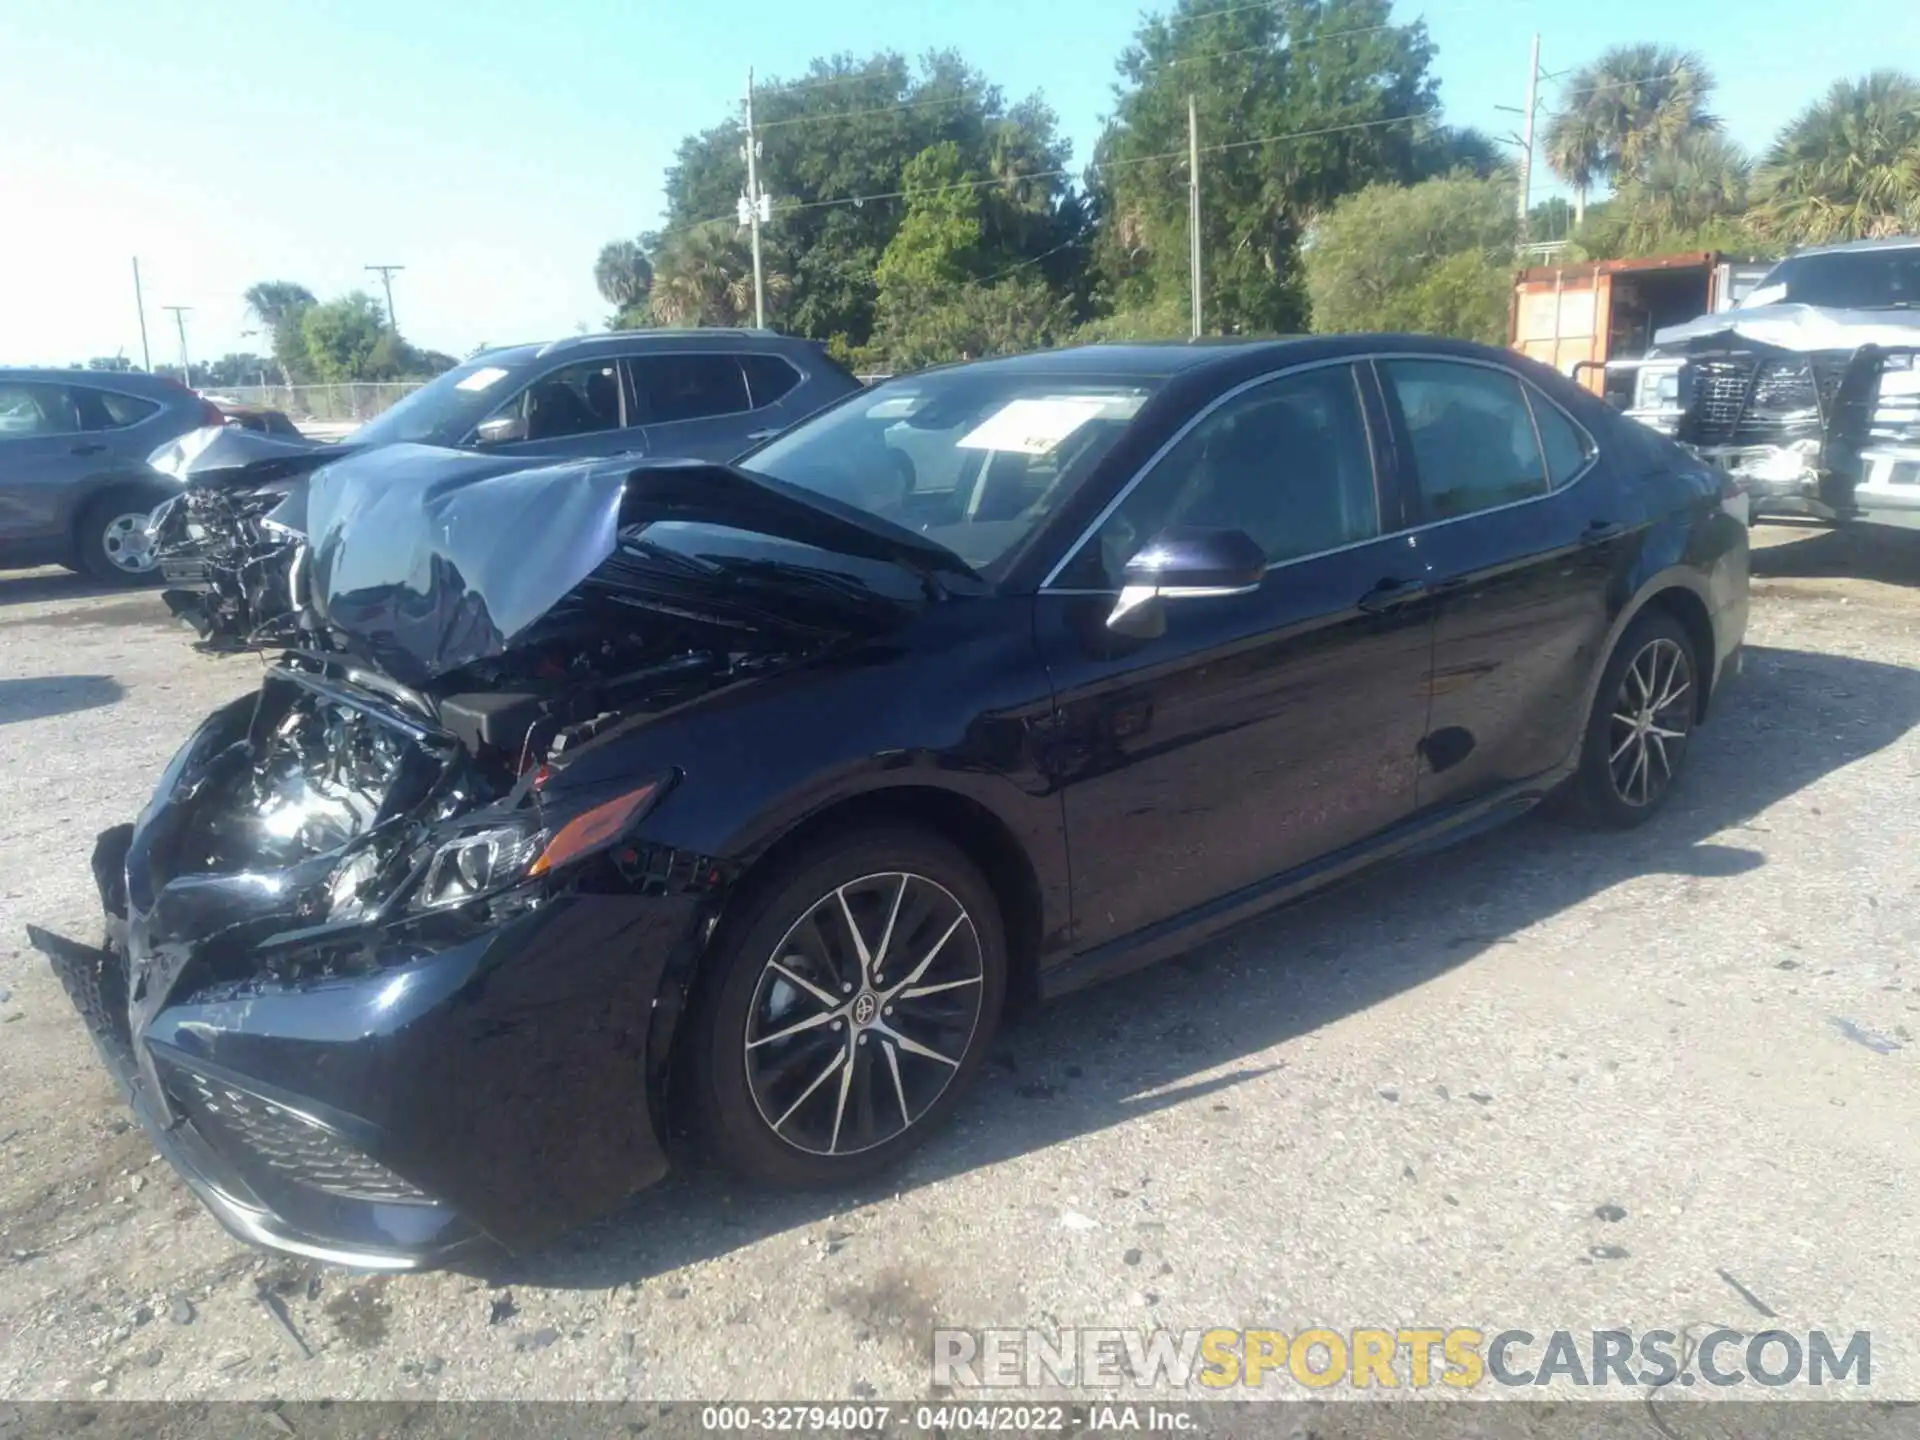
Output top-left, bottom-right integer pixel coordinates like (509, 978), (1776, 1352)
(406, 778), (668, 913)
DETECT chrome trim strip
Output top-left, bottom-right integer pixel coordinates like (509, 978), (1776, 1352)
(1038, 356), (1375, 591)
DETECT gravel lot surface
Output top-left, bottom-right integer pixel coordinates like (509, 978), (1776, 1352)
(2, 523), (1918, 1407)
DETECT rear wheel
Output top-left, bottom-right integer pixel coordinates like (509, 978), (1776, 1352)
(75, 487), (167, 585)
(687, 829), (1006, 1188)
(1561, 610), (1699, 827)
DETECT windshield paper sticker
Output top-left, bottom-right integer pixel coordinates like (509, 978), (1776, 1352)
(454, 366), (512, 392)
(957, 397), (1113, 454)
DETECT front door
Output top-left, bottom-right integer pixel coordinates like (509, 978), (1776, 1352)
(1371, 357), (1630, 810)
(1035, 362), (1436, 952)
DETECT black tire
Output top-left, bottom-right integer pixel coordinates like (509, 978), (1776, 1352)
(686, 827), (1007, 1188)
(1559, 609), (1700, 828)
(75, 486), (168, 585)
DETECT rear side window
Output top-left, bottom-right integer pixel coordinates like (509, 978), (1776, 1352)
(1381, 360), (1548, 520)
(81, 388), (161, 430)
(1526, 386), (1596, 489)
(626, 354), (751, 425)
(740, 354), (801, 409)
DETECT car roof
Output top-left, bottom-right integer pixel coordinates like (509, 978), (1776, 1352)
(468, 329), (828, 367)
(0, 367), (194, 395)
(1784, 236), (1920, 259)
(888, 334), (1524, 385)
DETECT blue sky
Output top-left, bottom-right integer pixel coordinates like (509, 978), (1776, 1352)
(0, 0), (1906, 367)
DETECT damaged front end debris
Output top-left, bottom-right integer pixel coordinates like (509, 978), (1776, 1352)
(30, 446), (948, 1265)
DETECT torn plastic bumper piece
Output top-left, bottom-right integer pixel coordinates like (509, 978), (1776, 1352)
(28, 852), (696, 1269)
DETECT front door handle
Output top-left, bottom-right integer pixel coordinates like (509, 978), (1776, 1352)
(70, 442), (107, 456)
(1581, 520), (1626, 545)
(745, 428), (780, 442)
(1357, 576), (1430, 613)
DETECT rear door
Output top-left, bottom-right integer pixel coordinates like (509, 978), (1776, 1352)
(1372, 356), (1626, 812)
(1036, 361), (1437, 951)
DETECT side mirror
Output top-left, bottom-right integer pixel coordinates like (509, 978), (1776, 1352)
(473, 413), (529, 447)
(1108, 526), (1265, 634)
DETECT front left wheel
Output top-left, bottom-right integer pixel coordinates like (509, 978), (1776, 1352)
(686, 829), (1007, 1189)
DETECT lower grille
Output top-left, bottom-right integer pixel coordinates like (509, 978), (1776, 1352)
(171, 1069), (431, 1205)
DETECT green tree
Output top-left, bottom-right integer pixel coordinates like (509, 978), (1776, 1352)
(1304, 174), (1517, 342)
(1750, 71), (1920, 244)
(244, 280), (318, 385)
(647, 225), (793, 327)
(300, 292), (387, 381)
(595, 238), (655, 329)
(1543, 45), (1718, 226)
(636, 50), (1082, 348)
(1592, 132), (1757, 256)
(1088, 0), (1457, 338)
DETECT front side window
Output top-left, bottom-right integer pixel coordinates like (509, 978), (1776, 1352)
(739, 372), (1158, 574)
(627, 354), (751, 425)
(1382, 360), (1549, 521)
(0, 382), (79, 438)
(1058, 365), (1380, 589)
(505, 360), (622, 441)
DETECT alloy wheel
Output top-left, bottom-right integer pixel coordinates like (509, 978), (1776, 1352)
(100, 512), (159, 575)
(743, 871), (985, 1157)
(1607, 636), (1693, 808)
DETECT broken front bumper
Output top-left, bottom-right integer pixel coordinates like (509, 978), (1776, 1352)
(29, 829), (697, 1270)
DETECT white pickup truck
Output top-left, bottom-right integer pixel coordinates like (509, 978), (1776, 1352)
(1622, 238), (1920, 530)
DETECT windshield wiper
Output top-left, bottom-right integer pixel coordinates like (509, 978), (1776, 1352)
(713, 557), (894, 607)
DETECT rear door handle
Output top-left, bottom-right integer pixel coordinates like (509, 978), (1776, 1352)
(745, 428), (780, 442)
(1357, 576), (1430, 613)
(70, 442), (107, 456)
(1581, 520), (1626, 545)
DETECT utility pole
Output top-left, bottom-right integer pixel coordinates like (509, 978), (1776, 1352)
(1187, 94), (1204, 339)
(131, 257), (152, 371)
(161, 306), (192, 385)
(365, 264), (404, 331)
(1517, 34), (1541, 246)
(741, 68), (767, 329)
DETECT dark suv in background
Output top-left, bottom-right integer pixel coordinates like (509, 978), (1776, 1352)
(0, 369), (223, 583)
(337, 329), (862, 462)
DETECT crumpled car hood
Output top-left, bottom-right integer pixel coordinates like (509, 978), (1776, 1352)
(1655, 302), (1920, 353)
(303, 445), (972, 688)
(149, 423), (347, 490)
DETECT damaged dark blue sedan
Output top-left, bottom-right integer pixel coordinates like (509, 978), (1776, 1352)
(29, 337), (1749, 1269)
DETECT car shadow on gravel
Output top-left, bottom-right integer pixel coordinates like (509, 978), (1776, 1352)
(0, 568), (148, 605)
(475, 642), (1920, 1291)
(1751, 522), (1920, 588)
(0, 673), (125, 725)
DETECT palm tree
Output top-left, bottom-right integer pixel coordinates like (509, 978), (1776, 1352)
(649, 225), (790, 327)
(1543, 44), (1719, 227)
(593, 239), (654, 323)
(243, 280), (316, 385)
(1750, 71), (1920, 244)
(1610, 131), (1753, 250)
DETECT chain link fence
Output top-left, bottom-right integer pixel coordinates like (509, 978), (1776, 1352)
(203, 382), (426, 432)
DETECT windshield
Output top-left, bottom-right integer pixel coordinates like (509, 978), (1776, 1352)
(736, 371), (1158, 574)
(1743, 249), (1920, 311)
(349, 351), (536, 448)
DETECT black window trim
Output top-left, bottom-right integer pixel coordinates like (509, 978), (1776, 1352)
(1039, 356), (1389, 594)
(1367, 352), (1601, 533)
